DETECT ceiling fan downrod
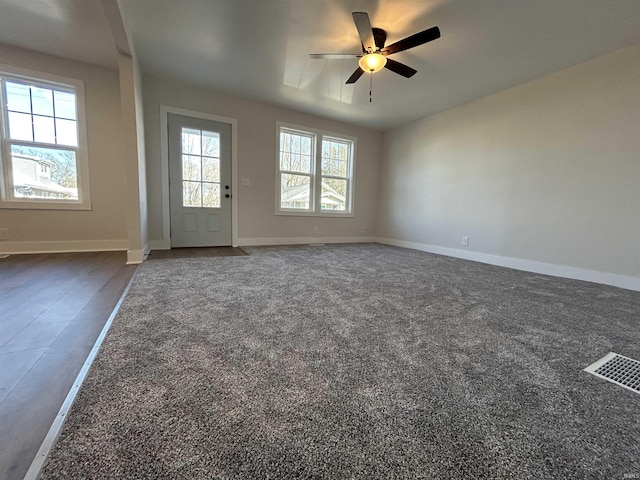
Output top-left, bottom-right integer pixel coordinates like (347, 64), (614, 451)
(369, 71), (373, 103)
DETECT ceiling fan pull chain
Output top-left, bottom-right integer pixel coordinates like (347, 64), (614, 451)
(369, 72), (373, 103)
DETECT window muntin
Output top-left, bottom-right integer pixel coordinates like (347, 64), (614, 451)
(0, 69), (89, 209)
(276, 123), (355, 216)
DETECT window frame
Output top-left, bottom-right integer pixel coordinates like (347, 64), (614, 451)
(0, 65), (91, 210)
(275, 122), (355, 217)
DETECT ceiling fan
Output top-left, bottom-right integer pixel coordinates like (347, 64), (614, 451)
(310, 12), (441, 84)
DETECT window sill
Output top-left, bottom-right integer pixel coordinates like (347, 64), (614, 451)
(0, 200), (92, 210)
(275, 210), (354, 218)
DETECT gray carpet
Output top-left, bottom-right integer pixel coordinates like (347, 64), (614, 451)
(40, 244), (640, 479)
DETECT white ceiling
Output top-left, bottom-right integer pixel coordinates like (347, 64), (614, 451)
(1, 0), (639, 130)
(0, 0), (119, 68)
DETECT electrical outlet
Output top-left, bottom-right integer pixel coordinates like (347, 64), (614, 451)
(462, 236), (469, 246)
(0, 228), (8, 240)
(313, 226), (319, 234)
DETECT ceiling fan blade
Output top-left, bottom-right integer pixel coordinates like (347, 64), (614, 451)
(352, 12), (375, 51)
(384, 58), (417, 78)
(309, 53), (361, 59)
(346, 67), (365, 84)
(383, 26), (441, 55)
(372, 27), (387, 50)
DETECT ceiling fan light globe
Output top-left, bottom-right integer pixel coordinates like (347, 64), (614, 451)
(359, 53), (387, 73)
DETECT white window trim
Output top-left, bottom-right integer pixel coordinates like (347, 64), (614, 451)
(0, 64), (91, 210)
(275, 121), (356, 217)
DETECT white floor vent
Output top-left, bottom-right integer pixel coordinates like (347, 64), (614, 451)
(584, 352), (640, 395)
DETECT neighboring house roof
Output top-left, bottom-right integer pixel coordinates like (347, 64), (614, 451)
(12, 153), (77, 197)
(281, 181), (344, 205)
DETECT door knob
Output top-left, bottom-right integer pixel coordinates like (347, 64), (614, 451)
(225, 193), (230, 198)
(225, 185), (230, 190)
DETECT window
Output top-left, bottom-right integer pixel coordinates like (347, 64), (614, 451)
(181, 127), (221, 208)
(276, 123), (355, 216)
(0, 66), (90, 209)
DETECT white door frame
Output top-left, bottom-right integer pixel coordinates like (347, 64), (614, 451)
(159, 105), (238, 248)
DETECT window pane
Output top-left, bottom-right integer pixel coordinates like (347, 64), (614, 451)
(280, 131), (313, 173)
(321, 178), (347, 211)
(54, 90), (76, 120)
(202, 182), (220, 208)
(10, 144), (78, 200)
(322, 139), (350, 177)
(321, 158), (347, 177)
(33, 115), (55, 144)
(281, 132), (313, 153)
(291, 135), (300, 153)
(55, 119), (78, 146)
(280, 173), (310, 209)
(202, 157), (220, 182)
(31, 87), (54, 116)
(286, 153), (311, 173)
(202, 130), (219, 157)
(5, 82), (31, 113)
(183, 181), (201, 207)
(301, 136), (311, 155)
(182, 128), (201, 155)
(8, 112), (33, 141)
(280, 132), (290, 152)
(182, 155), (201, 181)
(279, 152), (291, 171)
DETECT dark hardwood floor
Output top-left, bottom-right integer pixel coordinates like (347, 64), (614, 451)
(0, 251), (136, 480)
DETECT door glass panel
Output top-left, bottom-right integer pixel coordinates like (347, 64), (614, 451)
(181, 128), (221, 208)
(202, 131), (220, 157)
(182, 128), (201, 155)
(202, 157), (220, 182)
(202, 182), (220, 208)
(183, 181), (201, 207)
(182, 155), (201, 181)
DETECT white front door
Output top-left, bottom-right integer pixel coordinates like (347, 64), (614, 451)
(168, 113), (232, 247)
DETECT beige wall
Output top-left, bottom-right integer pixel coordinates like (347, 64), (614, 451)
(143, 75), (383, 246)
(0, 44), (127, 251)
(378, 44), (640, 285)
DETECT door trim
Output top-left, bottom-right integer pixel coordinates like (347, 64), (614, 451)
(159, 105), (238, 248)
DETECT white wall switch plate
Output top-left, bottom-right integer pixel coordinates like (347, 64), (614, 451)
(462, 236), (469, 246)
(241, 177), (250, 186)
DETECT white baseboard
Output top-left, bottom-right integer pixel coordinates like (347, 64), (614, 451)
(0, 239), (128, 255)
(149, 239), (170, 251)
(238, 236), (375, 247)
(376, 237), (640, 292)
(127, 242), (150, 265)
